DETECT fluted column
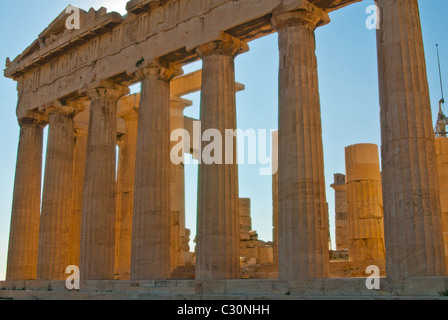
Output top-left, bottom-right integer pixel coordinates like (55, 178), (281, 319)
(272, 3), (330, 280)
(68, 126), (88, 267)
(195, 33), (248, 280)
(115, 108), (138, 280)
(272, 130), (279, 266)
(6, 115), (45, 280)
(131, 61), (182, 280)
(37, 107), (76, 280)
(376, 0), (446, 277)
(330, 174), (349, 251)
(435, 137), (448, 274)
(345, 144), (385, 268)
(79, 83), (128, 280)
(170, 97), (191, 270)
(116, 135), (125, 254)
(272, 170), (279, 266)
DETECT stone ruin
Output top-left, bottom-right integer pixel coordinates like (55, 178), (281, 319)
(1, 0), (448, 299)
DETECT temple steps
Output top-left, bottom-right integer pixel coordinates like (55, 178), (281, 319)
(0, 277), (447, 300)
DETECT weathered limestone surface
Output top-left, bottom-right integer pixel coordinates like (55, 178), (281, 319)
(345, 144), (385, 273)
(272, 170), (279, 265)
(195, 34), (248, 280)
(238, 198), (277, 279)
(131, 62), (181, 280)
(37, 107), (75, 280)
(68, 127), (88, 268)
(115, 106), (138, 280)
(79, 84), (128, 280)
(271, 130), (279, 267)
(274, 4), (330, 279)
(239, 198), (252, 240)
(376, 0), (446, 277)
(169, 211), (183, 272)
(435, 138), (448, 274)
(113, 74), (213, 280)
(330, 174), (348, 251)
(1, 277), (447, 300)
(6, 116), (45, 281)
(115, 135), (125, 276)
(170, 97), (192, 270)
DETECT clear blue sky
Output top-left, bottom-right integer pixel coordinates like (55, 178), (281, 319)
(0, 0), (447, 280)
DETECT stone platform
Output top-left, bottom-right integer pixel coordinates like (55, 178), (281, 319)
(1, 277), (447, 300)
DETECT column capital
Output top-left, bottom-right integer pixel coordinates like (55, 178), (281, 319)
(17, 111), (47, 128)
(118, 106), (139, 121)
(330, 173), (346, 190)
(84, 81), (130, 101)
(37, 100), (78, 121)
(67, 100), (88, 114)
(194, 33), (249, 59)
(46, 106), (78, 119)
(331, 182), (347, 192)
(116, 133), (126, 145)
(272, 2), (330, 30)
(135, 59), (183, 82)
(170, 97), (193, 111)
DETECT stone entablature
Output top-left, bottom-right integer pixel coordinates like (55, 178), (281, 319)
(5, 0), (360, 119)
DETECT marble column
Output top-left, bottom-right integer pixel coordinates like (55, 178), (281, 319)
(272, 130), (279, 265)
(116, 134), (125, 253)
(435, 137), (448, 274)
(169, 97), (191, 270)
(131, 61), (182, 280)
(272, 4), (330, 279)
(115, 107), (138, 280)
(115, 133), (124, 278)
(68, 126), (88, 267)
(195, 33), (248, 280)
(37, 106), (76, 280)
(345, 144), (385, 266)
(376, 0), (446, 277)
(331, 174), (349, 251)
(272, 170), (279, 266)
(6, 115), (45, 280)
(79, 83), (128, 280)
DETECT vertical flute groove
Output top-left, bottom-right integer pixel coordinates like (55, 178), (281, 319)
(376, 0), (446, 277)
(6, 117), (44, 280)
(37, 109), (75, 280)
(275, 8), (330, 280)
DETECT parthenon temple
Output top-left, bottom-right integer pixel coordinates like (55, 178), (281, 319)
(1, 0), (448, 299)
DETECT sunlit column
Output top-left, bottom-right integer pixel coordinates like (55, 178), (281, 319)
(345, 144), (385, 269)
(115, 107), (138, 280)
(195, 34), (249, 280)
(37, 106), (76, 280)
(79, 83), (129, 280)
(273, 3), (330, 279)
(376, 0), (446, 277)
(131, 61), (182, 280)
(6, 114), (45, 280)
